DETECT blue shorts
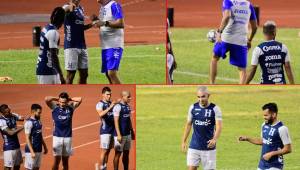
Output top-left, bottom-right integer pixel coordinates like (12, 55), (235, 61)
(101, 48), (123, 73)
(213, 41), (248, 68)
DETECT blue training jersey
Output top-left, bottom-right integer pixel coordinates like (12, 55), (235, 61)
(52, 105), (74, 137)
(251, 40), (290, 84)
(259, 121), (291, 169)
(113, 103), (132, 136)
(24, 118), (43, 153)
(188, 103), (222, 150)
(0, 114), (21, 151)
(96, 100), (114, 135)
(63, 5), (86, 49)
(36, 24), (59, 75)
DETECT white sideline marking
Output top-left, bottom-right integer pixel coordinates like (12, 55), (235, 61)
(176, 70), (239, 82)
(20, 121), (100, 146)
(73, 139), (99, 150)
(0, 54), (163, 63)
(175, 70), (259, 84)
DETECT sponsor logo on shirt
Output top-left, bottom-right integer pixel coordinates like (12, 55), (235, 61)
(265, 55), (282, 61)
(263, 138), (273, 145)
(262, 45), (281, 52)
(195, 119), (211, 126)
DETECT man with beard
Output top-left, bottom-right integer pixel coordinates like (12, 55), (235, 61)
(24, 104), (48, 170)
(239, 103), (292, 170)
(45, 92), (82, 170)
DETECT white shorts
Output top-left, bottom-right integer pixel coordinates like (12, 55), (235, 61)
(24, 152), (42, 169)
(167, 53), (174, 71)
(187, 148), (216, 170)
(100, 134), (114, 149)
(37, 74), (61, 84)
(258, 168), (282, 170)
(53, 136), (73, 156)
(64, 48), (88, 70)
(114, 135), (131, 152)
(3, 149), (23, 167)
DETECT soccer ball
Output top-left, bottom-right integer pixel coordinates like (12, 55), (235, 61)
(207, 29), (216, 43)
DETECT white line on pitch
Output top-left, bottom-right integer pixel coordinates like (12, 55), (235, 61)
(73, 139), (99, 150)
(20, 121), (100, 146)
(176, 70), (259, 83)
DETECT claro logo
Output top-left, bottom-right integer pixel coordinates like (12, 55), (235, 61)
(194, 119), (211, 126)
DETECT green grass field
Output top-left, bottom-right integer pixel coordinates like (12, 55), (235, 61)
(0, 44), (165, 84)
(136, 86), (300, 170)
(170, 28), (300, 84)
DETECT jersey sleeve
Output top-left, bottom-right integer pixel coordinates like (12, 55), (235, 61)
(111, 2), (123, 20)
(282, 44), (291, 62)
(24, 121), (33, 135)
(249, 4), (257, 21)
(222, 0), (233, 11)
(187, 105), (193, 122)
(0, 119), (8, 131)
(279, 126), (292, 145)
(45, 30), (59, 49)
(96, 102), (104, 111)
(213, 105), (222, 120)
(113, 104), (121, 117)
(251, 46), (263, 65)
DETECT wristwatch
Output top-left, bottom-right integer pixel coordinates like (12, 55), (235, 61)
(105, 21), (110, 27)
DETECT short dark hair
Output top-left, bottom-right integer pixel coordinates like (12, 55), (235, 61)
(102, 87), (111, 94)
(50, 7), (65, 28)
(0, 104), (9, 113)
(31, 104), (42, 111)
(59, 92), (69, 100)
(263, 21), (276, 36)
(262, 103), (278, 113)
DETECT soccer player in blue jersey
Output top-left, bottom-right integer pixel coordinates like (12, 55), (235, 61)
(24, 104), (48, 170)
(210, 0), (258, 84)
(181, 86), (222, 170)
(0, 104), (24, 170)
(45, 92), (82, 170)
(246, 21), (295, 84)
(63, 0), (96, 84)
(95, 0), (125, 84)
(239, 103), (292, 170)
(96, 87), (116, 170)
(113, 91), (135, 170)
(36, 7), (66, 84)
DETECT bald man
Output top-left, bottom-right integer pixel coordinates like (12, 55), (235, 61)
(112, 91), (135, 170)
(181, 86), (222, 170)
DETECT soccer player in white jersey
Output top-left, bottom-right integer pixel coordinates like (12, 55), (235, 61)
(246, 21), (294, 84)
(95, 0), (125, 84)
(239, 103), (292, 170)
(181, 86), (222, 170)
(210, 0), (257, 84)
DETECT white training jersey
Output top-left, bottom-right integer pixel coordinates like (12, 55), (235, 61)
(221, 0), (257, 46)
(99, 0), (124, 49)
